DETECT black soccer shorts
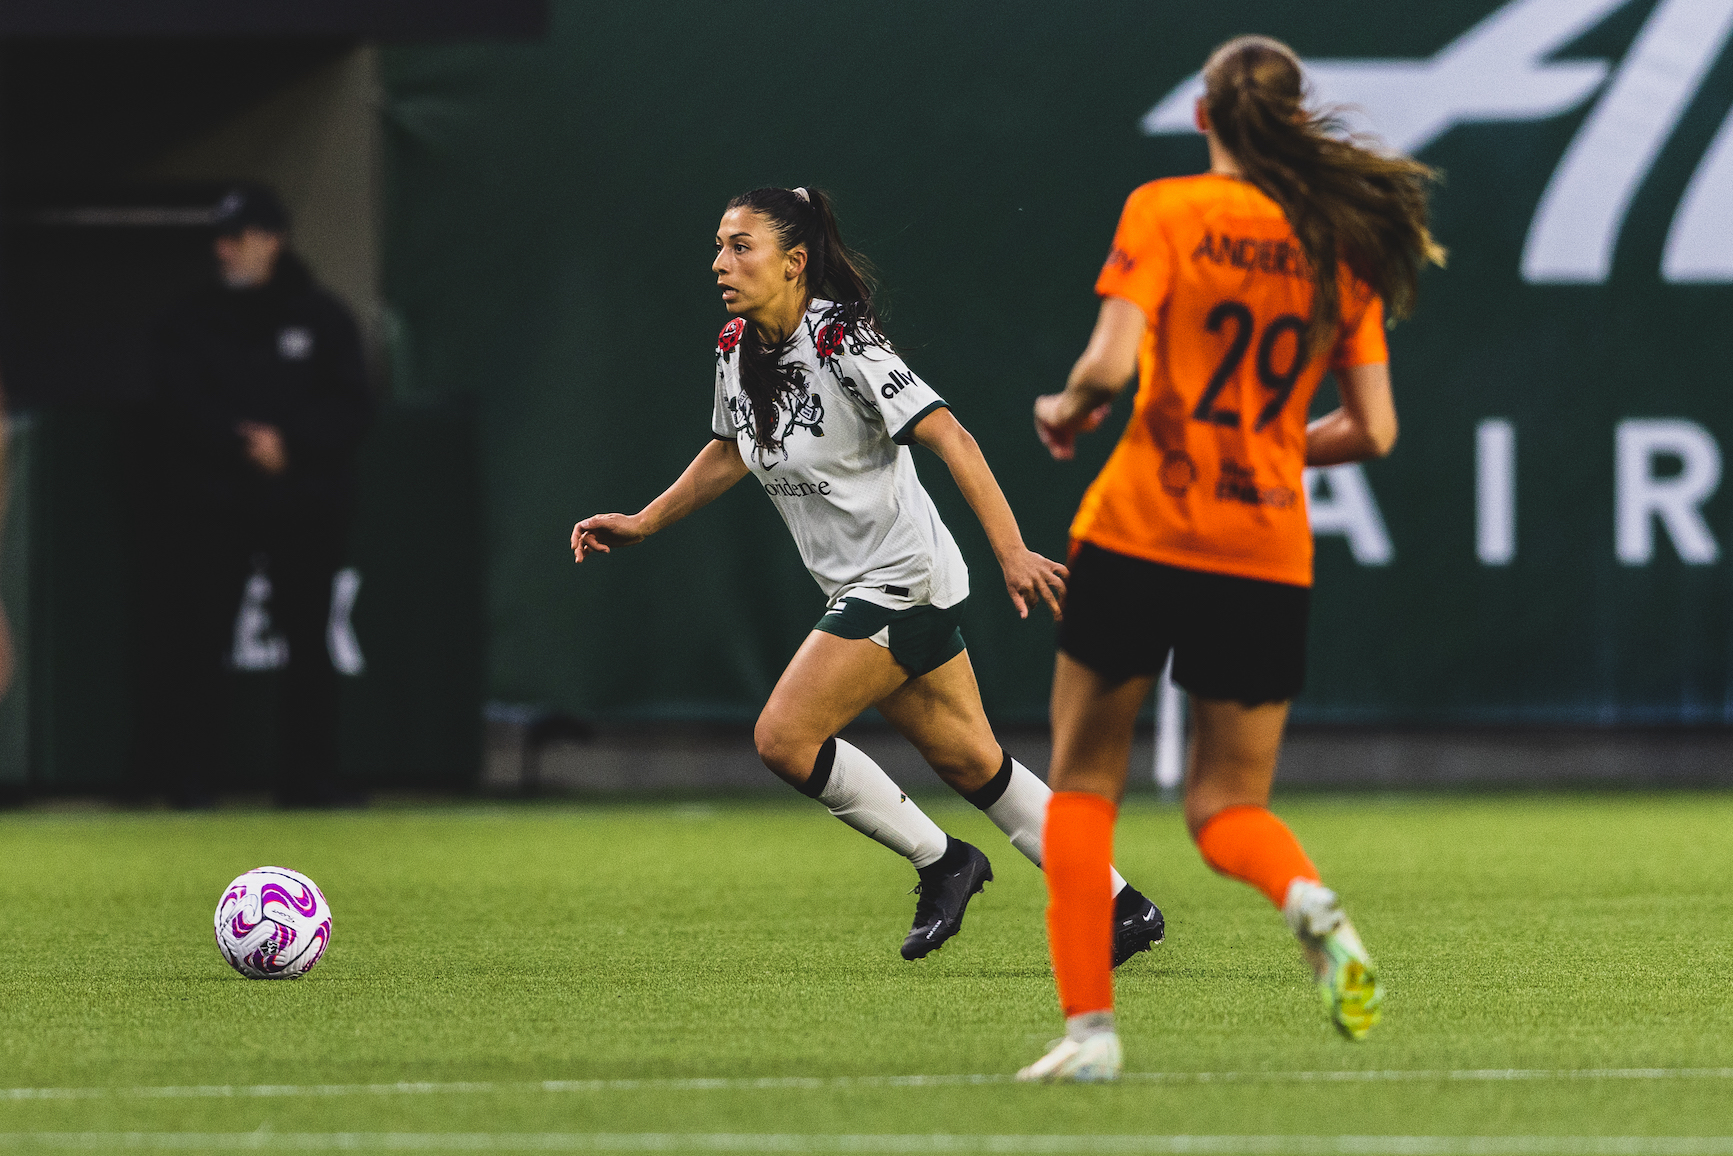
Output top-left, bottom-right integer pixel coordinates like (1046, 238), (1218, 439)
(813, 596), (968, 677)
(1056, 542), (1310, 706)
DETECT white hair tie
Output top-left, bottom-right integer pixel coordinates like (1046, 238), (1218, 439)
(793, 187), (811, 203)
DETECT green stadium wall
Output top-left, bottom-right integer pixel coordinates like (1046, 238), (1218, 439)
(375, 0), (1733, 727)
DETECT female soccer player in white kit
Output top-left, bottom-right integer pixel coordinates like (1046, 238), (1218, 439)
(573, 186), (1166, 962)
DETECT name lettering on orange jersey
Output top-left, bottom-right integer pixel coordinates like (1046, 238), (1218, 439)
(1191, 232), (1310, 282)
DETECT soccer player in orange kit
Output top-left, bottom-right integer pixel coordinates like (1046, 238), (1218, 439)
(1018, 35), (1444, 1081)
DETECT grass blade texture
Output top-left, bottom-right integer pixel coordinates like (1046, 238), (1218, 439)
(0, 793), (1729, 1150)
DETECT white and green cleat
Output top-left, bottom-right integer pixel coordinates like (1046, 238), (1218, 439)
(1016, 1031), (1123, 1083)
(1283, 880), (1384, 1041)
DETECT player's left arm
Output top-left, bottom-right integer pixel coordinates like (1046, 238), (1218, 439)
(1306, 361), (1398, 465)
(911, 407), (1067, 621)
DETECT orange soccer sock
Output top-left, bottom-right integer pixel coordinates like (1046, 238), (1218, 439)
(1194, 804), (1321, 908)
(1043, 791), (1118, 1019)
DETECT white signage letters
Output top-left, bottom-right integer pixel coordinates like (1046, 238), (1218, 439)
(1615, 419), (1722, 564)
(228, 566), (367, 674)
(328, 568), (367, 677)
(231, 568), (289, 672)
(1663, 101), (1733, 281)
(1140, 0), (1625, 153)
(1142, 0), (1733, 284)
(1524, 0), (1733, 283)
(1305, 464), (1395, 565)
(1300, 419), (1731, 568)
(1476, 419), (1518, 566)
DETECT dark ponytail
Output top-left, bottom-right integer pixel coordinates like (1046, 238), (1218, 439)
(1202, 36), (1446, 357)
(727, 186), (887, 459)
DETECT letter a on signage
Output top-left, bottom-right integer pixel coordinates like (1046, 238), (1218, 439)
(1304, 464), (1394, 566)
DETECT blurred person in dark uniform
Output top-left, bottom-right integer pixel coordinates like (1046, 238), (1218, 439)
(135, 184), (372, 806)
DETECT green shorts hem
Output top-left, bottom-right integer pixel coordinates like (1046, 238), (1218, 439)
(813, 596), (967, 677)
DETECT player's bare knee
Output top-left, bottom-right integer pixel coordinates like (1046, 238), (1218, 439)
(754, 717), (816, 785)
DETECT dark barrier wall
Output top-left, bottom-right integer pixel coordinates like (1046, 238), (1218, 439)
(0, 0), (546, 37)
(381, 0), (1733, 725)
(0, 404), (484, 788)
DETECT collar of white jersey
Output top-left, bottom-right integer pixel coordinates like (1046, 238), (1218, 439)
(794, 298), (840, 347)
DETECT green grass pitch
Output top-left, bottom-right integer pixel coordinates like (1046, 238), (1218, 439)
(0, 791), (1730, 1152)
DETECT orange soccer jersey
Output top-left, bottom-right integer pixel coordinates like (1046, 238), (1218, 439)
(1072, 174), (1388, 588)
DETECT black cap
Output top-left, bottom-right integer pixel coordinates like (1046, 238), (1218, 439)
(212, 183), (290, 236)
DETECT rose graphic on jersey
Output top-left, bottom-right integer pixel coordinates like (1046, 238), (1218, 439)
(716, 317), (745, 359)
(811, 303), (880, 358)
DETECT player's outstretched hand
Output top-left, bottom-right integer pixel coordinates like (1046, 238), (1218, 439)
(1001, 547), (1068, 621)
(571, 513), (647, 563)
(1034, 395), (1111, 461)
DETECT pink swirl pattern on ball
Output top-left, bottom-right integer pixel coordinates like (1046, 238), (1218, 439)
(259, 879), (320, 918)
(243, 920), (300, 974)
(298, 919), (332, 974)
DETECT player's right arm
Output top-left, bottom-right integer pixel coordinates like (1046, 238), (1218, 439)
(1037, 185), (1169, 461)
(1304, 294), (1398, 467)
(1034, 296), (1144, 461)
(571, 437), (749, 563)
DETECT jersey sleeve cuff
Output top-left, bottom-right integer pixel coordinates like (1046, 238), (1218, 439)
(1096, 289), (1159, 327)
(710, 429), (737, 441)
(891, 400), (949, 445)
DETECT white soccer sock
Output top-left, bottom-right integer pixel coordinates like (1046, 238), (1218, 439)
(1066, 1010), (1117, 1043)
(817, 738), (949, 869)
(984, 758), (1127, 896)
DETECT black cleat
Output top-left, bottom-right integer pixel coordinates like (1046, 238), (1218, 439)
(901, 839), (993, 960)
(1111, 885), (1165, 967)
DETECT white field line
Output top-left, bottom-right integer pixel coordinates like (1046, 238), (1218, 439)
(4, 1069), (1733, 1102)
(2, 1133), (1733, 1153)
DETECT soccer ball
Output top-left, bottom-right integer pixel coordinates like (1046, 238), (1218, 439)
(213, 866), (332, 979)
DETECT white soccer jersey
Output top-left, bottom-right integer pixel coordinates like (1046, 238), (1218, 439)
(710, 299), (969, 611)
